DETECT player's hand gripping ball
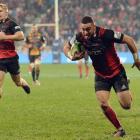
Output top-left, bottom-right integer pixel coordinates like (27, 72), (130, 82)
(70, 42), (85, 60)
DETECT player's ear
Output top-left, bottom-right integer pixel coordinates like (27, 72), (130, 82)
(91, 23), (96, 33)
(92, 22), (96, 28)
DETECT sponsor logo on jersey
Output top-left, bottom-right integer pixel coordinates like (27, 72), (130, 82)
(15, 26), (21, 30)
(121, 84), (127, 90)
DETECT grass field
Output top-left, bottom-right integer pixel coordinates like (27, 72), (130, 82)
(0, 64), (140, 140)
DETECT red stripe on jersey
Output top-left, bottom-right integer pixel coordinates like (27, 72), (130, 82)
(95, 66), (123, 79)
(0, 50), (17, 59)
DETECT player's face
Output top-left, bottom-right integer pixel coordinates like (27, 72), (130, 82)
(0, 6), (8, 21)
(31, 26), (38, 34)
(80, 23), (95, 40)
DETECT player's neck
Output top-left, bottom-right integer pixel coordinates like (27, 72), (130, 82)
(0, 17), (8, 23)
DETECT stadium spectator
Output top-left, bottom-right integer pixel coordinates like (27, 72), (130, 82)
(59, 0), (140, 49)
(63, 16), (140, 137)
(0, 3), (30, 98)
(3, 0), (139, 51)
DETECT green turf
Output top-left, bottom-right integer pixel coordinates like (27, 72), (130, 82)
(0, 64), (140, 140)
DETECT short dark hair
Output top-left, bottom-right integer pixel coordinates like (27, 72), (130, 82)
(0, 3), (8, 12)
(81, 16), (93, 24)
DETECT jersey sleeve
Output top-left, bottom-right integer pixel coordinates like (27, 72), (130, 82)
(11, 21), (22, 33)
(103, 29), (124, 43)
(68, 33), (82, 46)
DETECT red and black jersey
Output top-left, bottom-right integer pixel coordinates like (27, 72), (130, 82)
(75, 26), (124, 78)
(0, 18), (21, 59)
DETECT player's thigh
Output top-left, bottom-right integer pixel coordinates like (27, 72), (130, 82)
(0, 60), (9, 87)
(84, 55), (89, 65)
(77, 59), (82, 66)
(7, 56), (20, 75)
(95, 74), (111, 105)
(35, 57), (41, 66)
(113, 69), (129, 93)
(30, 62), (35, 68)
(113, 72), (131, 108)
(117, 90), (132, 107)
(0, 70), (6, 87)
(96, 90), (110, 106)
(7, 58), (21, 84)
(10, 73), (21, 85)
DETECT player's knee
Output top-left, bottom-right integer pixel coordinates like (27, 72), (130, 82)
(15, 81), (21, 87)
(35, 60), (40, 65)
(36, 67), (40, 72)
(100, 102), (109, 111)
(35, 65), (40, 70)
(30, 63), (34, 68)
(120, 103), (131, 110)
(122, 104), (131, 110)
(35, 63), (39, 69)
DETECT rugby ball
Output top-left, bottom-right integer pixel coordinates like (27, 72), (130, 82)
(70, 42), (85, 57)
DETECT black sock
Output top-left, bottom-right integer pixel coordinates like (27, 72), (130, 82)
(36, 69), (40, 80)
(32, 68), (36, 81)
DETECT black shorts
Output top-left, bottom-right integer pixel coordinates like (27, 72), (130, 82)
(0, 55), (20, 75)
(29, 55), (40, 63)
(95, 69), (129, 93)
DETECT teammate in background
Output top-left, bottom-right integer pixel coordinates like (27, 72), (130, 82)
(0, 3), (30, 97)
(77, 53), (89, 78)
(24, 24), (46, 85)
(63, 16), (140, 137)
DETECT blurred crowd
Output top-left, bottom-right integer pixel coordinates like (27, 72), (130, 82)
(4, 0), (140, 51)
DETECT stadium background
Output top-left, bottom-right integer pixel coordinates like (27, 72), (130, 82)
(5, 0), (140, 64)
(0, 1), (140, 140)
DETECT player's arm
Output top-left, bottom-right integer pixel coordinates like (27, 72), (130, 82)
(103, 29), (140, 70)
(0, 21), (24, 41)
(63, 42), (84, 61)
(63, 41), (73, 60)
(63, 35), (84, 61)
(122, 34), (140, 70)
(40, 36), (47, 51)
(22, 37), (32, 51)
(0, 31), (24, 41)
